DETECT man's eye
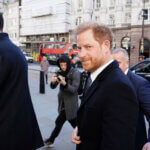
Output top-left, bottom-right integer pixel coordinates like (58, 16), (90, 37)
(77, 46), (81, 50)
(86, 46), (92, 49)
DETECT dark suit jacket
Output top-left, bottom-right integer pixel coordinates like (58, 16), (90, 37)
(77, 61), (139, 150)
(0, 33), (43, 150)
(127, 70), (150, 150)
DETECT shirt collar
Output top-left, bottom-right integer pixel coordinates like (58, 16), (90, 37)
(124, 69), (129, 75)
(90, 59), (114, 83)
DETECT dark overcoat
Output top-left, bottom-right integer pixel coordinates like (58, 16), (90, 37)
(77, 61), (139, 150)
(127, 70), (150, 150)
(0, 33), (43, 150)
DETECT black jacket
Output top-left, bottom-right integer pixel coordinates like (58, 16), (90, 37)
(77, 61), (139, 150)
(0, 33), (43, 150)
(127, 70), (150, 150)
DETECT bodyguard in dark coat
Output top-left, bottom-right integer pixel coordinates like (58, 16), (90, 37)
(72, 22), (139, 150)
(112, 48), (150, 150)
(0, 13), (43, 150)
(128, 70), (150, 150)
(44, 55), (80, 148)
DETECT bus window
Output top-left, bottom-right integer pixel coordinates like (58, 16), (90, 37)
(59, 44), (66, 48)
(44, 44), (53, 48)
(55, 44), (60, 49)
(64, 45), (72, 54)
(72, 44), (77, 49)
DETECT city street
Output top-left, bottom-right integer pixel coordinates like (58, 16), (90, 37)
(28, 63), (149, 150)
(28, 64), (77, 150)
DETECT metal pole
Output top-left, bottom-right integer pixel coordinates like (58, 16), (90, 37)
(140, 0), (145, 54)
(91, 0), (95, 20)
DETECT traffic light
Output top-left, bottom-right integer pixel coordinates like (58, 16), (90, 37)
(143, 9), (148, 20)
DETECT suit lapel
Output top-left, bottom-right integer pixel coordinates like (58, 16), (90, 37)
(78, 61), (119, 111)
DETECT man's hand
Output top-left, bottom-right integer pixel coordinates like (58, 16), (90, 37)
(51, 74), (59, 83)
(142, 142), (150, 150)
(72, 127), (81, 144)
(58, 75), (66, 86)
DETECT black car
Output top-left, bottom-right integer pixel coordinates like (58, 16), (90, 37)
(130, 59), (150, 81)
(47, 54), (59, 65)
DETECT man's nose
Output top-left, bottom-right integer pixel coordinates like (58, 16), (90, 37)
(78, 48), (86, 58)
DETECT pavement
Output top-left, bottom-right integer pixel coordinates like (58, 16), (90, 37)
(28, 63), (83, 73)
(28, 63), (149, 150)
(28, 63), (59, 73)
(28, 63), (78, 150)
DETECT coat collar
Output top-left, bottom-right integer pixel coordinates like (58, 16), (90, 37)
(0, 33), (9, 40)
(127, 69), (132, 78)
(78, 60), (119, 111)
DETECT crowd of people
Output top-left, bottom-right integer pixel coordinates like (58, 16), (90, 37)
(1, 12), (150, 150)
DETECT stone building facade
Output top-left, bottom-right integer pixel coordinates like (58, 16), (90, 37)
(1, 0), (150, 65)
(3, 0), (20, 46)
(19, 0), (71, 54)
(70, 0), (150, 65)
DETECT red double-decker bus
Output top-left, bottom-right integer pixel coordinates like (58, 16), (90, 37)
(38, 42), (81, 67)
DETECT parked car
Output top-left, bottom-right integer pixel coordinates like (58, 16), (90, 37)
(47, 54), (59, 65)
(72, 55), (82, 68)
(130, 59), (150, 81)
(23, 52), (34, 63)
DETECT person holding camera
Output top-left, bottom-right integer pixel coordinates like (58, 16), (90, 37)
(44, 55), (81, 148)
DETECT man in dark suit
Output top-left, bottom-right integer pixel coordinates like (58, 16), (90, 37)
(112, 48), (150, 150)
(0, 13), (43, 150)
(72, 22), (139, 150)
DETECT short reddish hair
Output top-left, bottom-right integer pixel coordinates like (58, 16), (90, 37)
(76, 22), (113, 49)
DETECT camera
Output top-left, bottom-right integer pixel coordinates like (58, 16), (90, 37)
(55, 71), (63, 81)
(57, 76), (61, 81)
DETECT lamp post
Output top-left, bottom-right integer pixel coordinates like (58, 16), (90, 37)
(140, 0), (147, 54)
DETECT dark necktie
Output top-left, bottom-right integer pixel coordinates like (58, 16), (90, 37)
(84, 76), (92, 94)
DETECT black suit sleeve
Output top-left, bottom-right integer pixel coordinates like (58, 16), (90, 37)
(100, 83), (138, 150)
(0, 56), (11, 88)
(138, 80), (150, 141)
(50, 82), (58, 89)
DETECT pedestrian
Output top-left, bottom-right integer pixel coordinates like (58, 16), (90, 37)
(139, 55), (145, 62)
(112, 48), (150, 150)
(72, 22), (139, 150)
(40, 56), (49, 84)
(0, 13), (43, 150)
(44, 54), (81, 148)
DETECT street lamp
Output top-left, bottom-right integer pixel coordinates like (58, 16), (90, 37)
(140, 0), (148, 54)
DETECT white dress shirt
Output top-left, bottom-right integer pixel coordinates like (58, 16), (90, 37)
(90, 59), (114, 83)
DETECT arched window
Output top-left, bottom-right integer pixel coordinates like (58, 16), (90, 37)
(121, 37), (131, 53)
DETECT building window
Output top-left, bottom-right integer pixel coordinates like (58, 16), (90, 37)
(125, 12), (131, 23)
(95, 16), (99, 21)
(95, 0), (101, 8)
(126, 0), (132, 3)
(110, 0), (115, 6)
(121, 37), (130, 52)
(75, 17), (82, 26)
(79, 0), (83, 9)
(19, 0), (21, 6)
(109, 14), (115, 25)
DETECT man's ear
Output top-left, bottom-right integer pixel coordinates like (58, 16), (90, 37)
(127, 60), (129, 67)
(102, 40), (111, 52)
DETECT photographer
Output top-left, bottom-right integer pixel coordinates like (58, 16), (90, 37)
(44, 55), (81, 148)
